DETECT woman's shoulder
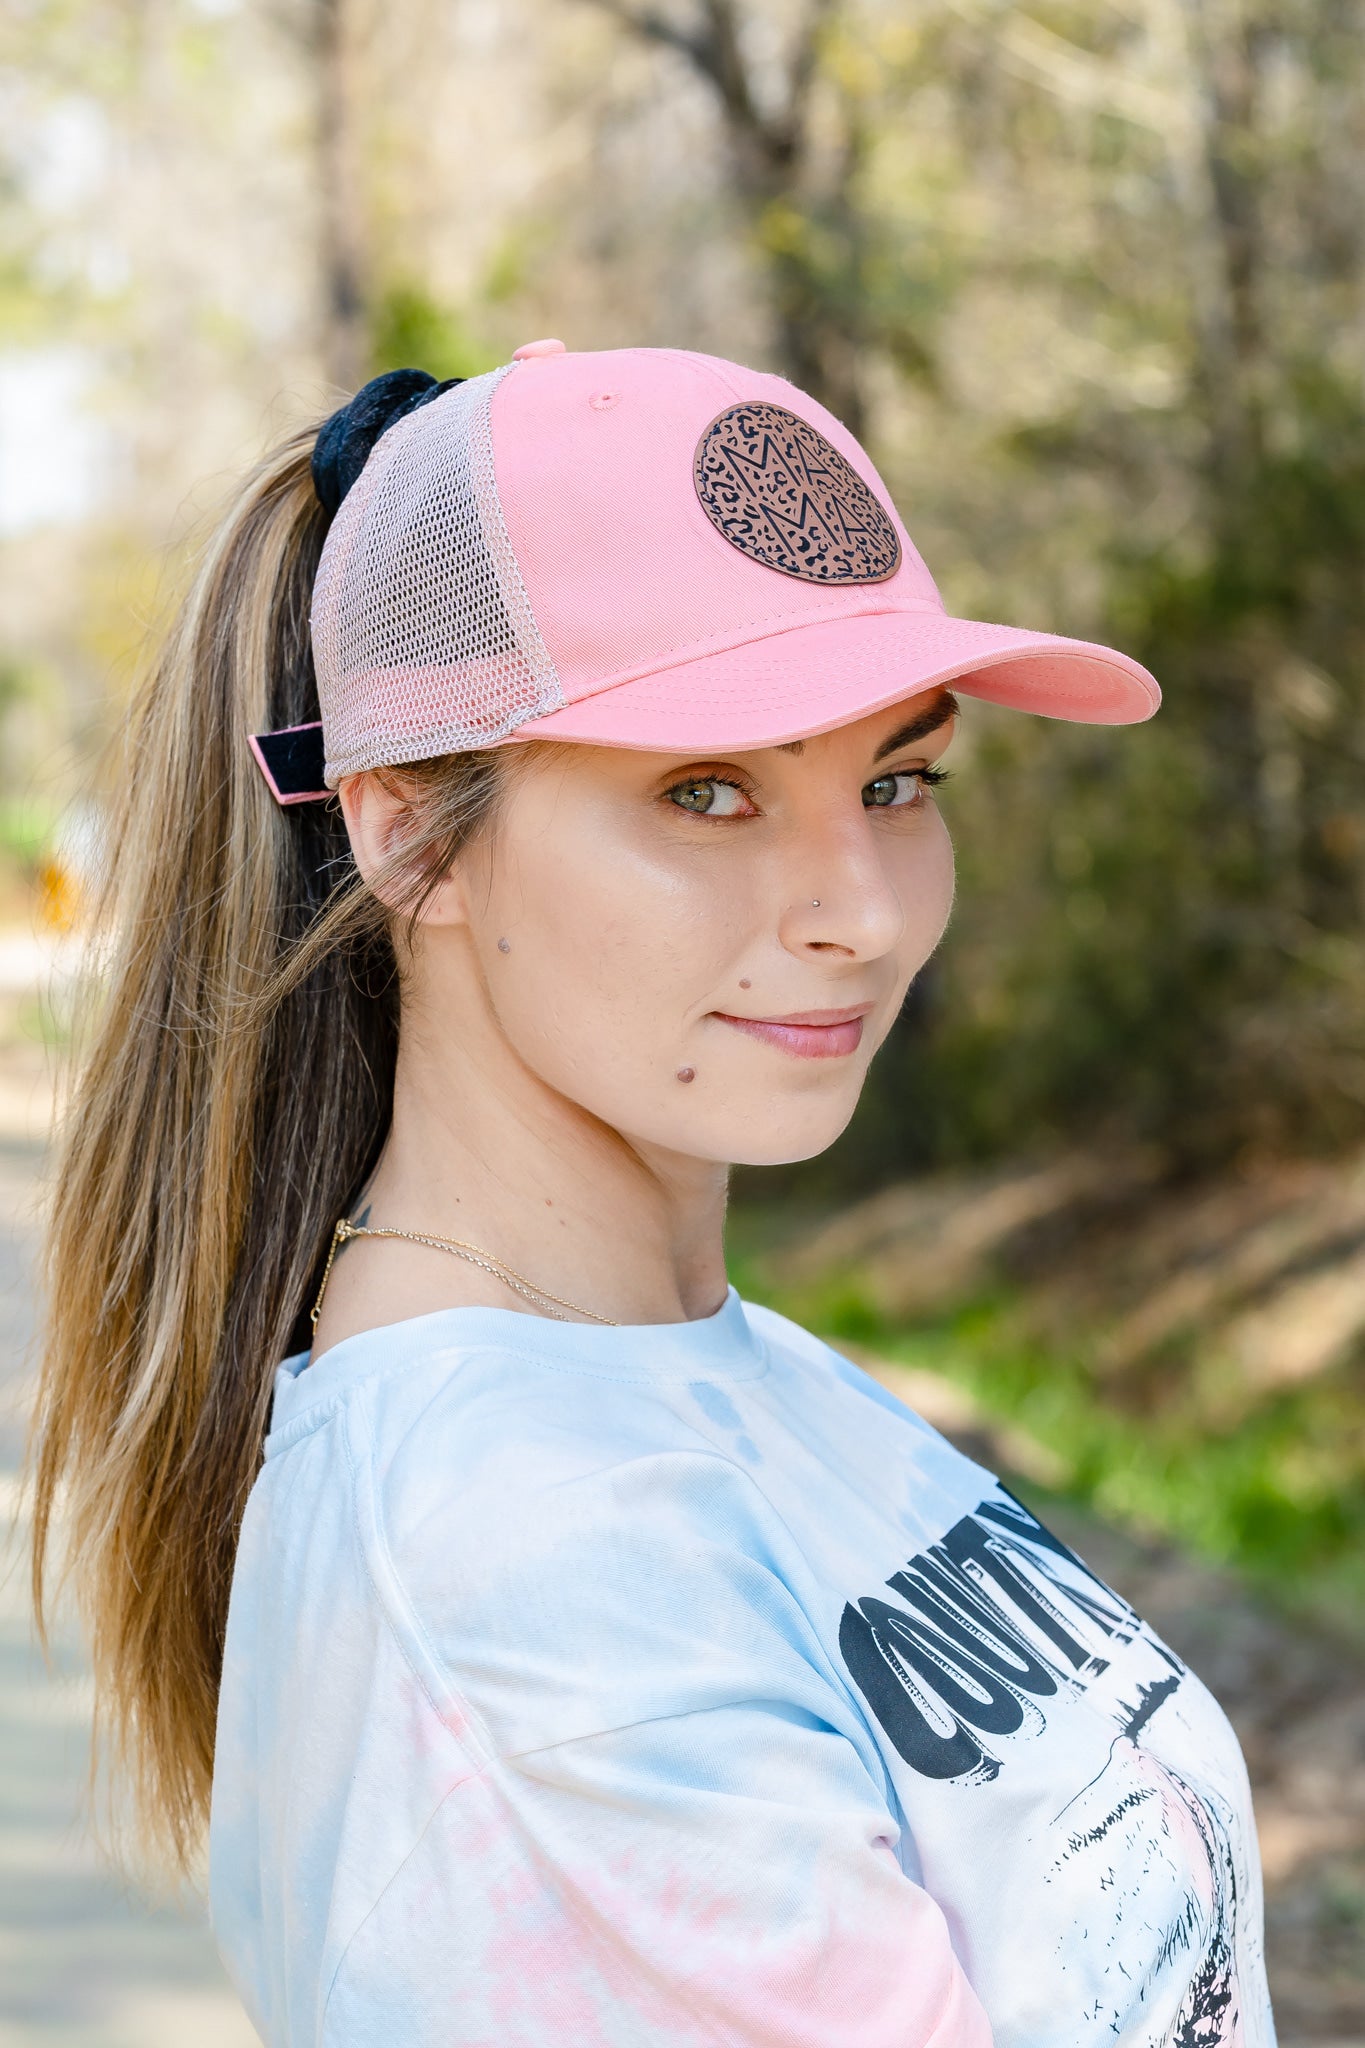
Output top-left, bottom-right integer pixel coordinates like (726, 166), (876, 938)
(267, 1292), (975, 1552)
(245, 1294), (993, 1762)
(268, 1295), (784, 1548)
(281, 1303), (838, 1757)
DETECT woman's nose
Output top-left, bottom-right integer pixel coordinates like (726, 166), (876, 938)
(776, 816), (906, 962)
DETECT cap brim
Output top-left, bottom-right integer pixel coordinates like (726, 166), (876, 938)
(510, 610), (1159, 751)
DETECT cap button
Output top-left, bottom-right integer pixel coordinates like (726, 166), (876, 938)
(512, 337), (567, 361)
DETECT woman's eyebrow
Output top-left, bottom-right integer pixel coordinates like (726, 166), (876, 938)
(872, 690), (960, 763)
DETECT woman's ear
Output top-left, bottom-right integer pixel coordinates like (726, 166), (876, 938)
(336, 772), (471, 927)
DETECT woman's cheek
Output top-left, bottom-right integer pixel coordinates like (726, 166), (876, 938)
(491, 881), (707, 1096)
(899, 810), (956, 968)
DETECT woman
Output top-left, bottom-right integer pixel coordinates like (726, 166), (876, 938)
(33, 341), (1272, 2046)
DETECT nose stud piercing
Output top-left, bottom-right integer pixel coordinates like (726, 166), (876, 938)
(676, 1067), (696, 1083)
(811, 899), (821, 907)
(497, 937), (511, 953)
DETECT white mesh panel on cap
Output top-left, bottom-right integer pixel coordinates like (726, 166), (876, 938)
(310, 365), (563, 782)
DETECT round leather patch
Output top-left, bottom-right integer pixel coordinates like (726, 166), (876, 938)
(693, 401), (902, 584)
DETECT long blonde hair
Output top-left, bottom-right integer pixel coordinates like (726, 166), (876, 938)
(29, 423), (505, 1873)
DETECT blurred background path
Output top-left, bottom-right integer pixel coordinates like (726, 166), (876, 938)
(0, 991), (256, 2046)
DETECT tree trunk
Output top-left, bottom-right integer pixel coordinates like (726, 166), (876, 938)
(311, 0), (368, 394)
(592, 0), (864, 428)
(1180, 0), (1267, 504)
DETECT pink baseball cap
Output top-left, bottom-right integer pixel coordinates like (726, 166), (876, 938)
(300, 341), (1158, 788)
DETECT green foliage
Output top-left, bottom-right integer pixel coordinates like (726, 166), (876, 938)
(0, 796), (58, 869)
(753, 5), (1365, 1186)
(730, 1241), (1365, 1643)
(912, 368), (1365, 1170)
(369, 286), (501, 383)
(5, 0), (1365, 1195)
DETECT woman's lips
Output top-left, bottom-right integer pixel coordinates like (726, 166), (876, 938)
(710, 1005), (873, 1060)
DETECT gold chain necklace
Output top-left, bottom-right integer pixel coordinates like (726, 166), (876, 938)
(310, 1216), (619, 1329)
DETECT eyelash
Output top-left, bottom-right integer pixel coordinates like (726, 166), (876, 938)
(861, 765), (952, 811)
(662, 765), (952, 817)
(660, 770), (756, 817)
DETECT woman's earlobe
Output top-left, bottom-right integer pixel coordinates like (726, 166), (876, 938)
(412, 865), (471, 929)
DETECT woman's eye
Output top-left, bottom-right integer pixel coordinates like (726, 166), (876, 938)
(666, 778), (749, 816)
(863, 771), (926, 809)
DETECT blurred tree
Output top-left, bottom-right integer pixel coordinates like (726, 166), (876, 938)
(860, 0), (1365, 1174)
(587, 0), (853, 420)
(306, 0), (369, 392)
(584, 0), (941, 430)
(5, 0), (1365, 1187)
(369, 284), (501, 383)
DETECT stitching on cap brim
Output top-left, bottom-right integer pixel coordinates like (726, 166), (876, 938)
(502, 611), (1160, 751)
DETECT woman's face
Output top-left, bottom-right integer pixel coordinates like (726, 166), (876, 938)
(388, 688), (957, 1170)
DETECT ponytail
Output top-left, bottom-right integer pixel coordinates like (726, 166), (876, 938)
(29, 424), (503, 1872)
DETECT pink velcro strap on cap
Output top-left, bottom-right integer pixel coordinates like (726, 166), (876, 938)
(248, 723), (331, 805)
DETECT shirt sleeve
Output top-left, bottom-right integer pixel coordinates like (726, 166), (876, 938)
(324, 1696), (991, 2048)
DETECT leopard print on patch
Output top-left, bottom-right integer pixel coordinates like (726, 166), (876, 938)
(693, 401), (902, 585)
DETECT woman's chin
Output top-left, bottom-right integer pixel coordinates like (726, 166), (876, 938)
(722, 1098), (864, 1170)
(591, 1070), (868, 1171)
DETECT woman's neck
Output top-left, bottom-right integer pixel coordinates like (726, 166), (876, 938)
(324, 982), (732, 1345)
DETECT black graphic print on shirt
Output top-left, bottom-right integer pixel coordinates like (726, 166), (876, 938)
(840, 1493), (1248, 2045)
(840, 1492), (1144, 1784)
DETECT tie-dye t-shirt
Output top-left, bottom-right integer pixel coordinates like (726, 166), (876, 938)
(209, 1290), (1274, 2048)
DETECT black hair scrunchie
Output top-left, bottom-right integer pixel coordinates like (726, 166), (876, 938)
(311, 368), (464, 519)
